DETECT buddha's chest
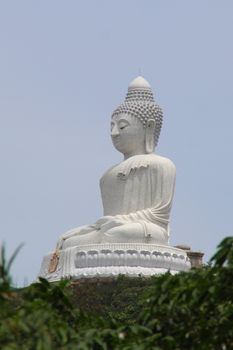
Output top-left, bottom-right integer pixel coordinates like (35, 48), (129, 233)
(99, 161), (154, 216)
(100, 166), (126, 215)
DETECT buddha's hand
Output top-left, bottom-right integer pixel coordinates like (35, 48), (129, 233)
(95, 216), (125, 233)
(56, 224), (97, 249)
(95, 216), (114, 229)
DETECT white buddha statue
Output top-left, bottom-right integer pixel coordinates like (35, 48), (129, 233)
(39, 76), (190, 280)
(57, 76), (175, 249)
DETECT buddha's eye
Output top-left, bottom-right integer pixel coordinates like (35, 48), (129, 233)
(119, 123), (128, 130)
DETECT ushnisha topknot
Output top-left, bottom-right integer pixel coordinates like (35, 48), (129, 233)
(112, 76), (163, 147)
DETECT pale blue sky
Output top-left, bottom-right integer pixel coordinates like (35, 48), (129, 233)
(0, 1), (232, 285)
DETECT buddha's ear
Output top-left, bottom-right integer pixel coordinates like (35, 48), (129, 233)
(145, 119), (156, 153)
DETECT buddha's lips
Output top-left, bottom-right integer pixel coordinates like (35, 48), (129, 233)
(112, 136), (121, 145)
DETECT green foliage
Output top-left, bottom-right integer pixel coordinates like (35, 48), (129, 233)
(0, 243), (24, 293)
(210, 236), (233, 268)
(1, 237), (233, 349)
(69, 275), (153, 324)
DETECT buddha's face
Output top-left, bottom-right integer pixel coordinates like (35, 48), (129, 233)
(111, 113), (146, 158)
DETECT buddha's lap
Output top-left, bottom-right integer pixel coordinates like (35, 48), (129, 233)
(102, 222), (167, 244)
(62, 222), (167, 248)
(62, 229), (101, 248)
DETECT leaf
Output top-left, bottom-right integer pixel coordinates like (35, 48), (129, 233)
(7, 243), (24, 274)
(210, 237), (233, 267)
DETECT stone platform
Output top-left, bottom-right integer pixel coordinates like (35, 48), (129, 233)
(39, 243), (191, 282)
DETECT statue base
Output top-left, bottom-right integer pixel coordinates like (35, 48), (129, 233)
(39, 243), (190, 282)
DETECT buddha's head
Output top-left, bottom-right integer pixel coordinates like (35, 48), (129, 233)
(111, 76), (163, 159)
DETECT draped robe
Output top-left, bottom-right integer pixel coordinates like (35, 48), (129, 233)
(100, 154), (176, 243)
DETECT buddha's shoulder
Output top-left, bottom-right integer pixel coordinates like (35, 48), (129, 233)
(100, 154), (175, 184)
(147, 154), (176, 169)
(129, 154), (175, 170)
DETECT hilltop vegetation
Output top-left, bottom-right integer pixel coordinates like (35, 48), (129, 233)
(1, 237), (233, 350)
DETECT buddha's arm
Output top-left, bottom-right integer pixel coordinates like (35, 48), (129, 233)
(114, 206), (170, 226)
(96, 206), (169, 234)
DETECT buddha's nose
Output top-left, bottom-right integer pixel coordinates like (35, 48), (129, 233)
(111, 124), (120, 137)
